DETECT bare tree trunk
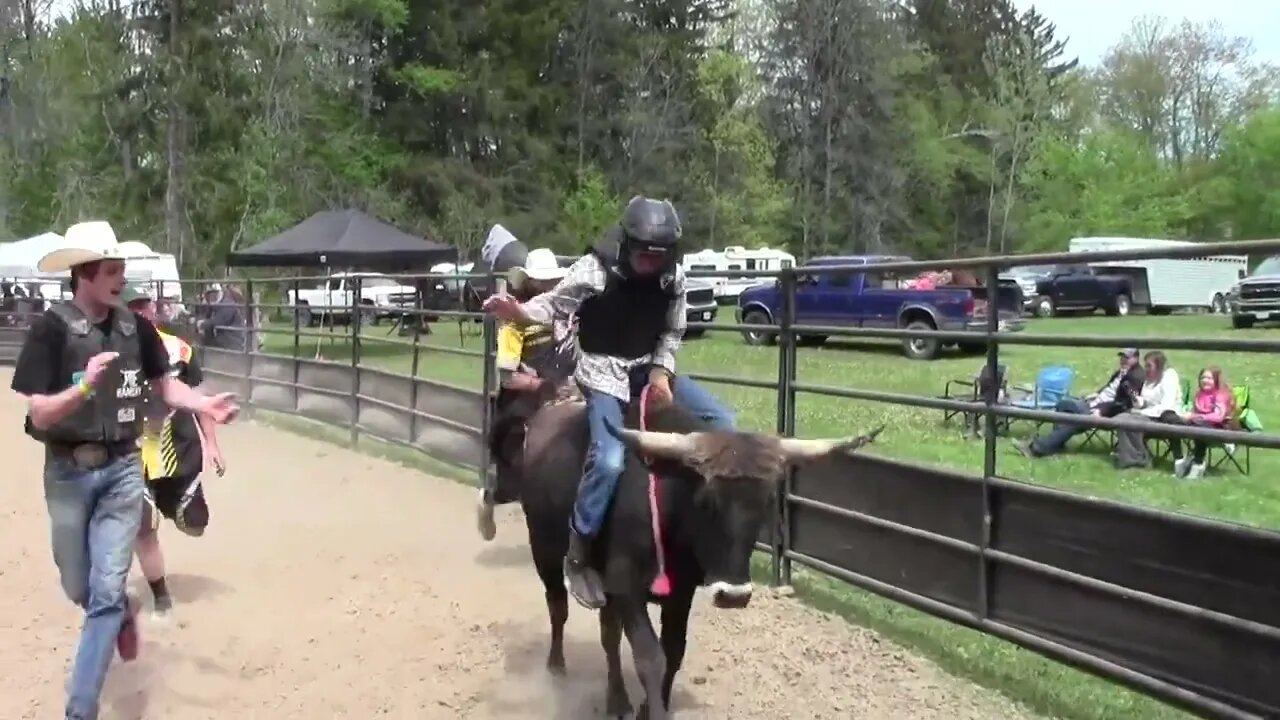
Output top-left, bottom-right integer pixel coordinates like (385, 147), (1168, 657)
(359, 19), (372, 119)
(985, 147), (996, 253)
(708, 144), (719, 247)
(20, 0), (35, 61)
(164, 0), (187, 263)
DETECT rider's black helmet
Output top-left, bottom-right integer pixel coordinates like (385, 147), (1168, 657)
(620, 196), (682, 272)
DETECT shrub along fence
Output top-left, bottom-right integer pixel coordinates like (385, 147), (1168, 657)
(3, 240), (1280, 719)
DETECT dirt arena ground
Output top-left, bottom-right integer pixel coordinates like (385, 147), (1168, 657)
(0, 369), (1031, 719)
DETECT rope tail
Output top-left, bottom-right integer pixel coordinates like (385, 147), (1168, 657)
(640, 384), (672, 597)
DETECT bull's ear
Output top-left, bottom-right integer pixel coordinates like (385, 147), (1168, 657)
(603, 416), (699, 460)
(778, 425), (884, 464)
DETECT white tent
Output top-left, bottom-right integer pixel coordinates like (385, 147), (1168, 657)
(0, 232), (70, 278)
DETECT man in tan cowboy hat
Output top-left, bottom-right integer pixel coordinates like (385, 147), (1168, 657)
(9, 220), (239, 720)
(478, 247), (576, 541)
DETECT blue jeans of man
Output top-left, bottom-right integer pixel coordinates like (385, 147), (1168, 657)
(1029, 397), (1093, 456)
(571, 368), (735, 537)
(44, 451), (145, 720)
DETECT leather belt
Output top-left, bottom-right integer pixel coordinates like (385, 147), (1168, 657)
(48, 440), (137, 470)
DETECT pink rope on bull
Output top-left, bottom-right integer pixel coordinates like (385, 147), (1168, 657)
(640, 384), (672, 597)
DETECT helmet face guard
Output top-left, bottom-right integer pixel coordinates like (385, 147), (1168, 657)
(620, 196), (682, 275)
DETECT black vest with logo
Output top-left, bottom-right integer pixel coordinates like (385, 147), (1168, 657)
(576, 230), (677, 361)
(30, 303), (147, 445)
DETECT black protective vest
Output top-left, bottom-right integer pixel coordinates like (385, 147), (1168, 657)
(30, 303), (147, 445)
(576, 231), (677, 360)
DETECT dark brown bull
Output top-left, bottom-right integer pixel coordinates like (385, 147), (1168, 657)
(492, 395), (881, 718)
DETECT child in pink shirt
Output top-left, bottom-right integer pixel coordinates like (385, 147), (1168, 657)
(1172, 366), (1234, 478)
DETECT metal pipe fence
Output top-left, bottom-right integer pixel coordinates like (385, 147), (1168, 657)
(2, 242), (1280, 718)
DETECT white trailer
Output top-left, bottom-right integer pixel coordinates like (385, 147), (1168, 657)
(1068, 237), (1248, 314)
(681, 245), (795, 303)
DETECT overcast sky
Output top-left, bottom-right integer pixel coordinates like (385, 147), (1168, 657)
(1013, 0), (1280, 66)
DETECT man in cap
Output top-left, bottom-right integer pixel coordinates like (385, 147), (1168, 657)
(125, 286), (226, 619)
(484, 196), (735, 610)
(478, 248), (575, 541)
(10, 221), (239, 720)
(1014, 347), (1146, 458)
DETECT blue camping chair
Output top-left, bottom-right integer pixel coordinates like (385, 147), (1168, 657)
(1010, 365), (1075, 429)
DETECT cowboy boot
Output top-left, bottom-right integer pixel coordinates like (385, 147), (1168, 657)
(564, 527), (606, 609)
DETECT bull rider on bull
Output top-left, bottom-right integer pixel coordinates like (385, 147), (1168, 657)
(483, 195), (735, 610)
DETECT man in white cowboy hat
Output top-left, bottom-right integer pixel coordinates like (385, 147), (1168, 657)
(477, 247), (576, 541)
(9, 220), (239, 720)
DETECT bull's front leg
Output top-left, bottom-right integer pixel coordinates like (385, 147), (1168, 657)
(618, 596), (668, 720)
(658, 586), (696, 708)
(545, 586), (568, 674)
(599, 601), (631, 718)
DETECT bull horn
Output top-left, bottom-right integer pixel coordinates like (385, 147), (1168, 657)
(603, 416), (699, 459)
(778, 425), (885, 463)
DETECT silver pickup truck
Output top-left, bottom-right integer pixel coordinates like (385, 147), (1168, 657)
(683, 278), (718, 338)
(1229, 256), (1280, 328)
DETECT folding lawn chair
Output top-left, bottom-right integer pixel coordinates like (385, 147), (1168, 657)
(1009, 364), (1075, 434)
(1208, 384), (1261, 475)
(940, 363), (1009, 436)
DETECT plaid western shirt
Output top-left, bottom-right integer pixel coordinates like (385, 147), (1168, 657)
(522, 254), (686, 402)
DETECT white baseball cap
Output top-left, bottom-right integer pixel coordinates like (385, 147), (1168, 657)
(507, 248), (566, 288)
(37, 221), (125, 273)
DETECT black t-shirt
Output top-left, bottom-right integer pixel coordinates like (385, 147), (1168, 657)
(10, 308), (169, 396)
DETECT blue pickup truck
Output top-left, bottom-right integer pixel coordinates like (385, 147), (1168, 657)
(735, 255), (1026, 360)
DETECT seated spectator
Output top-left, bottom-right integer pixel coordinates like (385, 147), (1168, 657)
(196, 282), (248, 352)
(1113, 351), (1182, 469)
(1013, 348), (1145, 459)
(1163, 366), (1234, 479)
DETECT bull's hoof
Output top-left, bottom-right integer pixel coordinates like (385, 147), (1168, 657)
(546, 653), (566, 676)
(476, 491), (496, 541)
(605, 689), (632, 718)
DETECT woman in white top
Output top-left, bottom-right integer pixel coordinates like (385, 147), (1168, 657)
(1114, 351), (1182, 468)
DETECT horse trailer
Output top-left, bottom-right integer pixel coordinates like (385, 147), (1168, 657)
(1068, 237), (1247, 314)
(682, 245), (796, 304)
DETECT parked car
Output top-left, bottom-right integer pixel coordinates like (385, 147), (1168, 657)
(1016, 263), (1133, 317)
(288, 271), (418, 326)
(1001, 265), (1055, 314)
(1228, 255), (1280, 328)
(683, 278), (717, 338)
(735, 255), (1025, 360)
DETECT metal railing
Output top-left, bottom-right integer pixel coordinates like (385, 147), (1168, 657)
(3, 241), (1280, 718)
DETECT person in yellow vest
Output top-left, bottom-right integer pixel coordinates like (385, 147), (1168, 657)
(478, 248), (574, 541)
(124, 287), (226, 618)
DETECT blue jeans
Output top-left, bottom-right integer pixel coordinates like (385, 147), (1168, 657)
(1030, 397), (1092, 456)
(44, 451), (145, 720)
(571, 369), (735, 536)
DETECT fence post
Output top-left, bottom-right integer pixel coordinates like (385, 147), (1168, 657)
(774, 268), (798, 587)
(407, 305), (422, 448)
(242, 278), (254, 404)
(978, 264), (1001, 620)
(291, 280), (301, 412)
(349, 276), (362, 448)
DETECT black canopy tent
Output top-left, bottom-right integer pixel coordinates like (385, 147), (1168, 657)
(226, 209), (456, 269)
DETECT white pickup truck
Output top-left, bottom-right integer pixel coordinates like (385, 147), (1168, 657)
(287, 272), (418, 326)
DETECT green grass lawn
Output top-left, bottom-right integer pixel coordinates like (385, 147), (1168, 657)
(257, 312), (1278, 719)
